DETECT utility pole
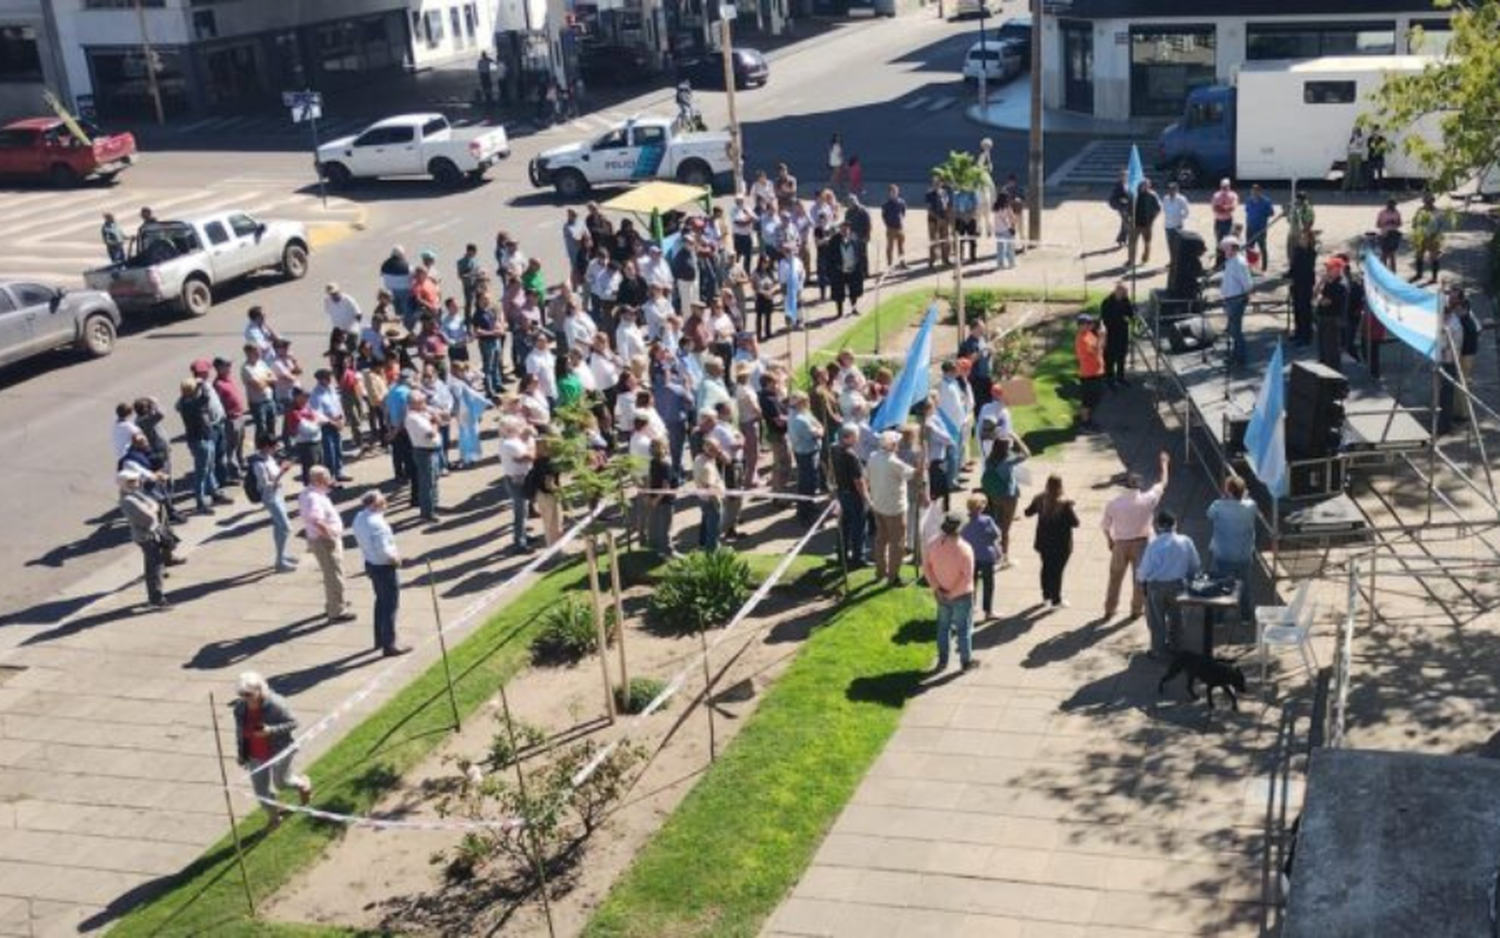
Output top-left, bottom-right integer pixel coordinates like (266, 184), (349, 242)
(719, 4), (745, 195)
(1026, 0), (1043, 244)
(133, 0), (165, 125)
(977, 6), (988, 114)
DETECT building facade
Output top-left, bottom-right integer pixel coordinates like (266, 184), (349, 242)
(1039, 0), (1453, 123)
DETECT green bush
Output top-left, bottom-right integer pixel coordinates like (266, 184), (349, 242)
(615, 677), (670, 715)
(485, 718), (547, 771)
(963, 288), (1007, 319)
(531, 596), (616, 665)
(647, 549), (754, 634)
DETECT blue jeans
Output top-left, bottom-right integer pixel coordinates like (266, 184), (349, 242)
(794, 451), (818, 525)
(264, 493), (294, 567)
(366, 562), (400, 650)
(413, 447), (440, 519)
(995, 235), (1016, 269)
(506, 476), (530, 548)
(189, 437), (217, 509)
(479, 339), (503, 395)
(321, 427), (345, 479)
(1224, 295), (1248, 365)
(699, 499), (722, 551)
(838, 491), (867, 565)
(935, 594), (974, 669)
(249, 400), (276, 444)
(1212, 556), (1254, 622)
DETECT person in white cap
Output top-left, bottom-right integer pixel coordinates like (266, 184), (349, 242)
(1220, 236), (1253, 366)
(232, 671), (312, 828)
(118, 470), (171, 609)
(324, 282), (362, 354)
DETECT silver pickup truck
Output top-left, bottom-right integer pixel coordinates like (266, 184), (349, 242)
(0, 279), (122, 367)
(83, 211), (310, 317)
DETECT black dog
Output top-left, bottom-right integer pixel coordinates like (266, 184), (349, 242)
(1157, 652), (1248, 710)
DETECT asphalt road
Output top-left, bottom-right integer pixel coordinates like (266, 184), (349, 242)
(0, 7), (1084, 624)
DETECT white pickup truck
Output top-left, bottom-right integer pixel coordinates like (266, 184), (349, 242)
(84, 211), (309, 318)
(316, 113), (510, 188)
(528, 115), (734, 199)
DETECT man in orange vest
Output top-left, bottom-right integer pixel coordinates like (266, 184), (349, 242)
(1074, 313), (1104, 430)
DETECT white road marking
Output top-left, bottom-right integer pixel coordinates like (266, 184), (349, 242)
(926, 96), (954, 112)
(901, 97), (930, 110)
(18, 191), (267, 243)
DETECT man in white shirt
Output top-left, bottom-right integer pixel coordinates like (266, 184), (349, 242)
(324, 283), (362, 353)
(498, 417), (536, 553)
(562, 302), (598, 354)
(298, 466), (354, 623)
(352, 490), (411, 657)
(111, 403), (138, 461)
(977, 385), (1014, 463)
(1161, 182), (1191, 274)
(587, 333), (621, 398)
(1219, 237), (1254, 366)
(867, 430), (916, 586)
(642, 285), (673, 342)
(526, 333), (559, 404)
(1101, 450), (1171, 620)
(405, 391), (445, 522)
(777, 251), (805, 327)
(937, 360), (971, 484)
(641, 244), (674, 294)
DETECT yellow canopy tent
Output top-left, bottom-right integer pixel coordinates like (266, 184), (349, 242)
(600, 180), (713, 241)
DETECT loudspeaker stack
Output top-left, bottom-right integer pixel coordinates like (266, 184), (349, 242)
(1286, 361), (1349, 497)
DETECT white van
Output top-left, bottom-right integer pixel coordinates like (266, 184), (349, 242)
(961, 40), (1022, 84)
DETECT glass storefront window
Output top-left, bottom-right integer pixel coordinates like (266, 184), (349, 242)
(1130, 26), (1216, 119)
(86, 47), (190, 118)
(1245, 23), (1396, 61)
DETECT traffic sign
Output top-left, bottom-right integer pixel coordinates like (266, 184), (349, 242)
(291, 103), (322, 123)
(282, 90), (322, 108)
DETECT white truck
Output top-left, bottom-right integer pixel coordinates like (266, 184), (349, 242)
(84, 211), (309, 318)
(1157, 56), (1442, 186)
(316, 113), (510, 188)
(528, 115), (734, 199)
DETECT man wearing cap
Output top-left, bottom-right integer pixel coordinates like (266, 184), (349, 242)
(118, 471), (171, 609)
(1314, 256), (1349, 372)
(211, 357), (247, 483)
(1220, 237), (1253, 367)
(324, 283), (362, 354)
(177, 374), (231, 514)
(868, 430), (915, 585)
(309, 368), (351, 482)
(300, 467), (355, 623)
(1137, 511), (1201, 660)
(352, 491), (411, 656)
(240, 343), (277, 445)
(1210, 179), (1239, 269)
(1101, 450), (1171, 620)
(923, 511), (977, 673)
(405, 390), (445, 522)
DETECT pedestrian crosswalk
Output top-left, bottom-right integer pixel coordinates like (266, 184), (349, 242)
(0, 175), (361, 287)
(1047, 139), (1158, 188)
(899, 94), (959, 113)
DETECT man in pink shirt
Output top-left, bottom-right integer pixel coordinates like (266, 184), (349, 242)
(922, 511), (978, 673)
(1211, 179), (1239, 267)
(1101, 450), (1170, 620)
(298, 467), (355, 623)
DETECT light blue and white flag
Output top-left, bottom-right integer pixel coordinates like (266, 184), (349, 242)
(871, 304), (938, 430)
(784, 271), (801, 323)
(1127, 144), (1146, 201)
(1243, 340), (1289, 498)
(1361, 246), (1441, 361)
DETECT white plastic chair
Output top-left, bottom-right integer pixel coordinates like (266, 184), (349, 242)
(1255, 580), (1311, 632)
(1258, 598), (1319, 688)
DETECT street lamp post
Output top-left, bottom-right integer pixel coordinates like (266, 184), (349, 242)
(1026, 0), (1043, 244)
(976, 5), (988, 114)
(132, 0), (165, 125)
(719, 3), (745, 195)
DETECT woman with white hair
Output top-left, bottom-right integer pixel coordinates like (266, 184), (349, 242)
(976, 137), (996, 238)
(232, 672), (311, 828)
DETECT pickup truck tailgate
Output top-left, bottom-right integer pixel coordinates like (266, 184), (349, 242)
(86, 266), (159, 301)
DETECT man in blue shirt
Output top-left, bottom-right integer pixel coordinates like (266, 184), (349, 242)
(1243, 184), (1275, 274)
(881, 184), (907, 269)
(1207, 476), (1258, 621)
(309, 369), (351, 483)
(385, 370), (416, 497)
(1138, 511), (1201, 659)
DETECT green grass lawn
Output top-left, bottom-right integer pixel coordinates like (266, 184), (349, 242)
(583, 573), (936, 938)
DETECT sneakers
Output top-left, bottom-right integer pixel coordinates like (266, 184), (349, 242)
(328, 609), (356, 624)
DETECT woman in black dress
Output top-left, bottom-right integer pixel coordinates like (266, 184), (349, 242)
(1024, 473), (1081, 608)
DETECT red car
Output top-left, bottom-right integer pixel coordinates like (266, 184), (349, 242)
(0, 117), (137, 187)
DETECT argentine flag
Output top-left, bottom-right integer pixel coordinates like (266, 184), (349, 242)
(871, 304), (938, 430)
(1243, 340), (1289, 498)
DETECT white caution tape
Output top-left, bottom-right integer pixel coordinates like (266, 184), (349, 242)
(247, 503), (608, 780)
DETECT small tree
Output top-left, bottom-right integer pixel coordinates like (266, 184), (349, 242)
(1368, 1), (1500, 194)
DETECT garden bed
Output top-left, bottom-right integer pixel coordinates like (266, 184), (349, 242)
(264, 552), (840, 936)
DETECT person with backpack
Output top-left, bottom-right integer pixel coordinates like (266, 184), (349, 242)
(246, 434), (298, 572)
(981, 433), (1030, 567)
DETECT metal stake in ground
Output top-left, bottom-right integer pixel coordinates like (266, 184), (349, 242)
(426, 560), (463, 732)
(606, 531), (630, 694)
(584, 536), (616, 722)
(498, 683), (557, 938)
(208, 693), (258, 918)
(698, 622), (718, 762)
